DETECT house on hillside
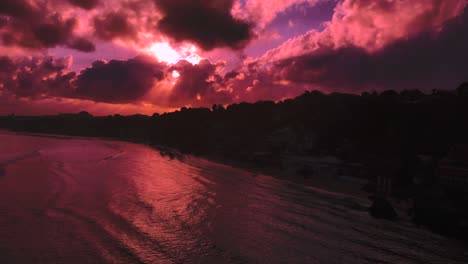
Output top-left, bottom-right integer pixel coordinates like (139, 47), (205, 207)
(436, 145), (468, 191)
(457, 82), (468, 97)
(282, 155), (364, 181)
(367, 158), (400, 195)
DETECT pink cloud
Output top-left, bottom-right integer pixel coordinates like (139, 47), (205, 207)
(259, 0), (467, 62)
(240, 0), (327, 28)
(1, 0), (468, 115)
(251, 2), (468, 93)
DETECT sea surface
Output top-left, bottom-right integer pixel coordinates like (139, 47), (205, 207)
(0, 131), (467, 263)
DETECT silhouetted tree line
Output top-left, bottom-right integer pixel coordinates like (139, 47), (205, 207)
(2, 85), (468, 173)
(2, 83), (468, 239)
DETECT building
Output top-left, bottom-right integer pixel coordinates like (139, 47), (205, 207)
(436, 145), (468, 191)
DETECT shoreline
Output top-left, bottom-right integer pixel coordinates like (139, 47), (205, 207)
(1, 129), (369, 200)
(4, 129), (467, 243)
(205, 153), (370, 200)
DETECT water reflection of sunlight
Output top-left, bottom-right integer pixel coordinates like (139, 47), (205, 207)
(112, 145), (212, 251)
(105, 142), (301, 262)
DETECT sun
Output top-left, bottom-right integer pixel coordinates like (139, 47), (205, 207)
(147, 42), (180, 64)
(172, 70), (180, 78)
(146, 42), (203, 65)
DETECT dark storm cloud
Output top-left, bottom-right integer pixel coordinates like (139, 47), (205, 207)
(0, 0), (36, 18)
(0, 56), (75, 98)
(93, 12), (137, 41)
(165, 58), (306, 107)
(154, 0), (254, 50)
(32, 15), (76, 47)
(272, 9), (468, 92)
(0, 56), (15, 73)
(167, 59), (230, 106)
(75, 56), (165, 103)
(224, 70), (240, 80)
(1, 0), (254, 52)
(1, 55), (169, 104)
(66, 37), (96, 52)
(0, 17), (7, 28)
(67, 0), (100, 10)
(0, 0), (95, 52)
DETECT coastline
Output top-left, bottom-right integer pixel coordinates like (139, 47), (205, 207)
(4, 129), (468, 243)
(204, 154), (369, 200)
(0, 129), (369, 200)
(1, 130), (467, 263)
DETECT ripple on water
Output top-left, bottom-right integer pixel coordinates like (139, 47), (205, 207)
(0, 132), (467, 263)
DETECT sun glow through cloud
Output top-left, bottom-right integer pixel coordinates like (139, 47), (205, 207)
(1, 0), (467, 115)
(172, 70), (180, 78)
(146, 42), (203, 65)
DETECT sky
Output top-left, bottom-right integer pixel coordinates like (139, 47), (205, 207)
(0, 0), (467, 115)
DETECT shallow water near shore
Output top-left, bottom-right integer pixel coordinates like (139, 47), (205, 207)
(0, 131), (467, 263)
